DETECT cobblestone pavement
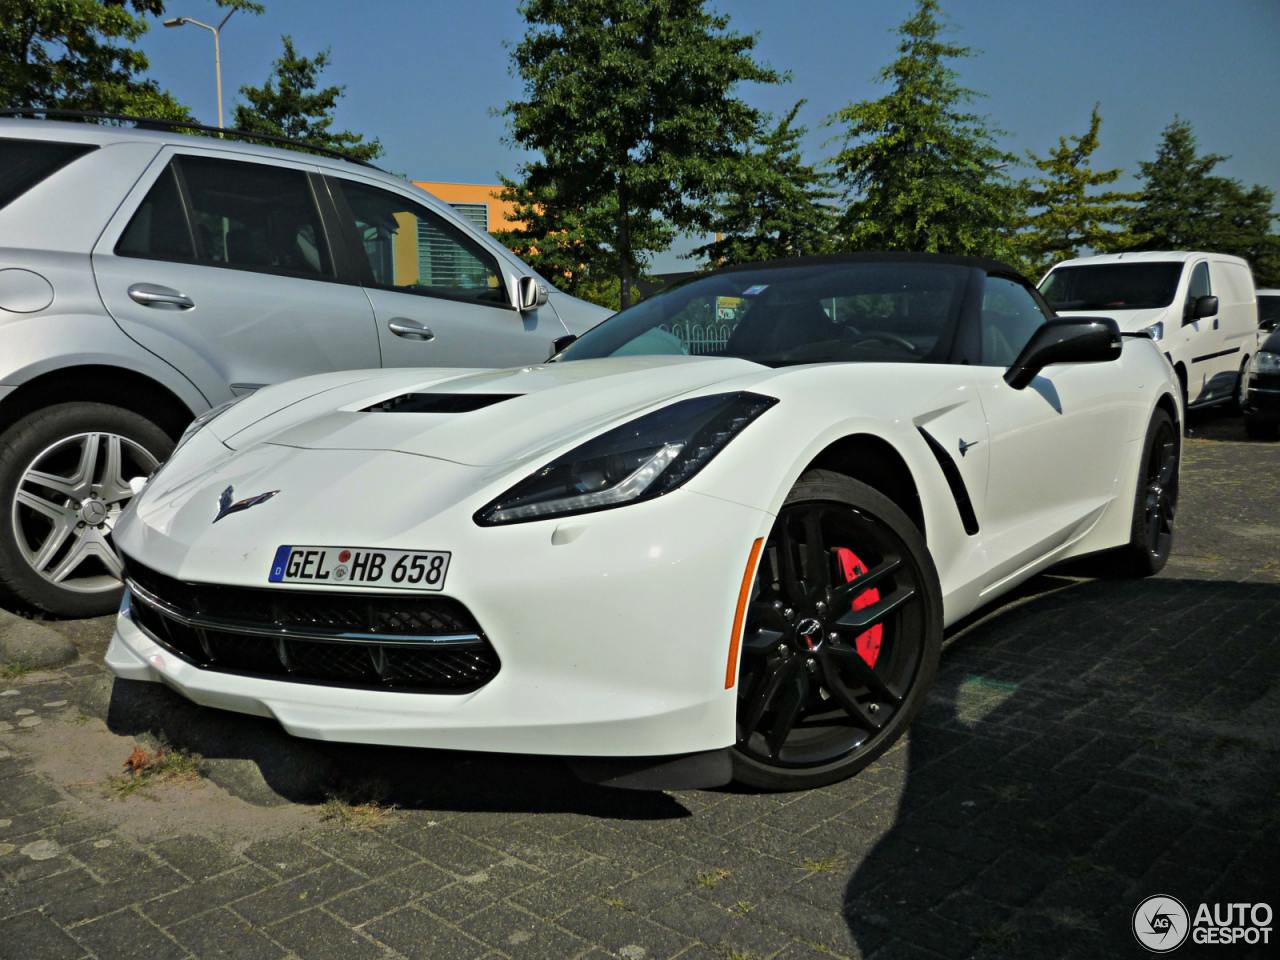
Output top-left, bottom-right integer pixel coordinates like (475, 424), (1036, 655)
(0, 412), (1276, 960)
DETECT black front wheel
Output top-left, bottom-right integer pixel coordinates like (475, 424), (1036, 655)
(731, 471), (943, 791)
(1104, 407), (1180, 578)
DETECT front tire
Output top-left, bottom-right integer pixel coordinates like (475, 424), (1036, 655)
(1103, 407), (1180, 578)
(0, 403), (173, 617)
(730, 471), (943, 791)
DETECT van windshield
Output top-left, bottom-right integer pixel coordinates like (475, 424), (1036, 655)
(1039, 262), (1184, 310)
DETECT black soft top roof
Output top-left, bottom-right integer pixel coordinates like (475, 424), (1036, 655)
(712, 251), (1027, 284)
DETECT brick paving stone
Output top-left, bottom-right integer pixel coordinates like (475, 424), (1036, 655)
(0, 910), (87, 960)
(232, 863), (366, 927)
(168, 907), (286, 960)
(457, 900), (589, 959)
(241, 837), (333, 879)
(364, 906), (490, 960)
(509, 857), (634, 920)
(557, 898), (691, 959)
(140, 865), (276, 927)
(267, 908), (386, 960)
(324, 880), (416, 926)
(44, 866), (187, 926)
(151, 835), (246, 882)
(650, 893), (794, 958)
(71, 908), (190, 960)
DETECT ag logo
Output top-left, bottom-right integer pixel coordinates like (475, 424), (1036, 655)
(1133, 895), (1190, 952)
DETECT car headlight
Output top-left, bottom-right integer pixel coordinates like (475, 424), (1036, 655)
(1140, 321), (1164, 341)
(475, 392), (778, 525)
(1252, 351), (1280, 374)
(174, 395), (247, 453)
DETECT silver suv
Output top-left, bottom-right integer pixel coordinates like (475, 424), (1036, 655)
(0, 113), (610, 617)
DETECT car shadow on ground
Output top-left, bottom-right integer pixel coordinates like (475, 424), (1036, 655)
(841, 575), (1280, 959)
(105, 677), (691, 820)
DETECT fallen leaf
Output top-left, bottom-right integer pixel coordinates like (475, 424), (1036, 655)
(123, 747), (150, 772)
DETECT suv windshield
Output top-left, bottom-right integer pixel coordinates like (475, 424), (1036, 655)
(1259, 294), (1280, 327)
(1039, 262), (1183, 310)
(558, 261), (971, 367)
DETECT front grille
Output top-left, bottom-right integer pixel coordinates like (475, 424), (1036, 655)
(121, 555), (500, 693)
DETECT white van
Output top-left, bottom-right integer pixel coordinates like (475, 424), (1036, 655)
(1039, 251), (1258, 408)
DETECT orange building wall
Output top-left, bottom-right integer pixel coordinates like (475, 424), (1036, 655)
(413, 182), (522, 234)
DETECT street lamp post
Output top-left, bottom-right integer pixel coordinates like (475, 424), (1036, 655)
(164, 9), (237, 128)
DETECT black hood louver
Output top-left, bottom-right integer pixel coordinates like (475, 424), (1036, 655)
(363, 393), (523, 414)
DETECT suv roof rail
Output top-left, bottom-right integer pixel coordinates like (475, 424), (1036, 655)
(0, 108), (383, 169)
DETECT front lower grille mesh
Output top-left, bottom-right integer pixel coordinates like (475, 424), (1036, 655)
(122, 555), (500, 693)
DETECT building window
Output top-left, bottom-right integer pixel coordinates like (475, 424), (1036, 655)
(449, 202), (489, 232)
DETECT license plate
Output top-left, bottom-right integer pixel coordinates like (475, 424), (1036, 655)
(269, 546), (450, 591)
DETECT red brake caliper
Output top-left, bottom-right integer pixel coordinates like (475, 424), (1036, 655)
(834, 548), (881, 667)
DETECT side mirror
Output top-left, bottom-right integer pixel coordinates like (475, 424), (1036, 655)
(1259, 317), (1277, 332)
(547, 334), (577, 360)
(518, 276), (550, 312)
(1182, 293), (1213, 323)
(1004, 317), (1122, 390)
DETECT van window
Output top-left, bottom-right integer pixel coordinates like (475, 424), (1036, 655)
(1183, 262), (1211, 323)
(0, 138), (96, 210)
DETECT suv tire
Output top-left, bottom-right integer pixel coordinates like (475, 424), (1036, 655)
(0, 403), (173, 617)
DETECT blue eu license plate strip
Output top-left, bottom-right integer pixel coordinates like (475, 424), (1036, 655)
(269, 545), (450, 591)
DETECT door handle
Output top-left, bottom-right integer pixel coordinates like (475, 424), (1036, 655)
(388, 318), (434, 341)
(127, 283), (194, 309)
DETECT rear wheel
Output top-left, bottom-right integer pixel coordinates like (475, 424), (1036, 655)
(0, 403), (172, 617)
(730, 471), (943, 791)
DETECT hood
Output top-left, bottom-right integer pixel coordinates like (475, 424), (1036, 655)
(1054, 306), (1168, 332)
(213, 355), (769, 467)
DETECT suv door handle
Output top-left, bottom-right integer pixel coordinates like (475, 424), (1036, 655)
(128, 283), (194, 309)
(388, 318), (434, 341)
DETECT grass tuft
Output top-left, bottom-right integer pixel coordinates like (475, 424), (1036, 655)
(799, 856), (846, 874)
(0, 662), (35, 680)
(986, 782), (1031, 803)
(106, 744), (202, 800)
(975, 922), (1017, 950)
(695, 867), (733, 888)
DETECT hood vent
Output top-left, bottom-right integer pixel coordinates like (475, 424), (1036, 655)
(364, 393), (523, 414)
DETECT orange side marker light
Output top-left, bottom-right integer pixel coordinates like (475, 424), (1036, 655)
(725, 537), (765, 689)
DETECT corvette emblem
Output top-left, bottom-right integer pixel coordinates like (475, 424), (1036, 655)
(213, 485), (280, 523)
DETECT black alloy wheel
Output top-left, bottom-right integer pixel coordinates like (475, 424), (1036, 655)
(1101, 407), (1180, 578)
(731, 471), (943, 791)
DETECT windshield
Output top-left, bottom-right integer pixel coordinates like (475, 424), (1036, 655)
(1259, 295), (1280, 326)
(1039, 262), (1184, 310)
(559, 261), (972, 367)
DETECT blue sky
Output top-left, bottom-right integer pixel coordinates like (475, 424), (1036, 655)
(140, 0), (1280, 271)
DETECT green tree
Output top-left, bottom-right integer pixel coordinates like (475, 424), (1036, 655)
(0, 1), (259, 119)
(233, 35), (382, 161)
(1015, 105), (1141, 277)
(1128, 118), (1280, 285)
(823, 0), (1019, 259)
(689, 101), (837, 267)
(501, 0), (783, 310)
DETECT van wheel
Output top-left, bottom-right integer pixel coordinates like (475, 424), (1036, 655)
(0, 403), (173, 617)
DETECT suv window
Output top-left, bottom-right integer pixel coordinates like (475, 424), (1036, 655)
(0, 138), (96, 209)
(116, 156), (334, 279)
(1183, 261), (1211, 323)
(982, 276), (1045, 366)
(332, 179), (508, 307)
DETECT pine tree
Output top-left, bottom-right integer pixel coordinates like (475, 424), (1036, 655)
(690, 101), (837, 267)
(233, 35), (382, 161)
(823, 0), (1019, 260)
(501, 0), (783, 310)
(1129, 118), (1279, 286)
(1015, 105), (1140, 277)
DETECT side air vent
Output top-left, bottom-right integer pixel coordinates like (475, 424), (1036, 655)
(916, 427), (980, 536)
(363, 393), (522, 414)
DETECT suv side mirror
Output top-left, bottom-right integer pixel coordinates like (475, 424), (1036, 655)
(1004, 317), (1123, 390)
(1191, 294), (1219, 320)
(518, 276), (549, 312)
(1258, 317), (1276, 332)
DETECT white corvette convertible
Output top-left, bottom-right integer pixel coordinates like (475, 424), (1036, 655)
(106, 254), (1181, 791)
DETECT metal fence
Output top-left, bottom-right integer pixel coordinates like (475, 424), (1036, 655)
(660, 322), (735, 355)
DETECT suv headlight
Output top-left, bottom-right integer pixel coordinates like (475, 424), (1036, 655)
(475, 392), (777, 525)
(1252, 351), (1280, 374)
